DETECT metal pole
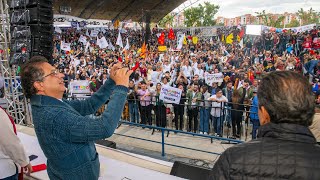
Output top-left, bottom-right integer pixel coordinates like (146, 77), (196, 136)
(161, 129), (165, 157)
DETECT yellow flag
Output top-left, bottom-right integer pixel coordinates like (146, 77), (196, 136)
(183, 36), (187, 45)
(192, 36), (198, 44)
(237, 35), (240, 42)
(221, 35), (225, 42)
(226, 33), (233, 44)
(158, 46), (167, 52)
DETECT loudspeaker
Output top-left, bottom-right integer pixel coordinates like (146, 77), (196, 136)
(95, 139), (117, 149)
(144, 12), (151, 43)
(170, 161), (211, 180)
(10, 0), (53, 9)
(9, 0), (54, 65)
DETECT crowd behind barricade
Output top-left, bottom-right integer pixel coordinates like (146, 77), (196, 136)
(16, 25), (320, 139)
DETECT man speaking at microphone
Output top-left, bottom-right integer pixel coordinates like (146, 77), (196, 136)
(20, 56), (132, 179)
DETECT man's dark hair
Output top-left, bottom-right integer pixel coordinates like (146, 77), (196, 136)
(20, 56), (48, 98)
(244, 79), (250, 84)
(258, 71), (315, 126)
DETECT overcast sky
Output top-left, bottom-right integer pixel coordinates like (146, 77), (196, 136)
(177, 0), (320, 18)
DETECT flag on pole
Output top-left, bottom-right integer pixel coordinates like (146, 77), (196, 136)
(116, 31), (123, 48)
(97, 36), (109, 49)
(85, 41), (90, 53)
(177, 34), (184, 50)
(108, 39), (115, 51)
(54, 27), (62, 34)
(140, 42), (146, 58)
(125, 37), (130, 50)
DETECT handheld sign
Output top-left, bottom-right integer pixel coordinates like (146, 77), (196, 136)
(159, 85), (182, 104)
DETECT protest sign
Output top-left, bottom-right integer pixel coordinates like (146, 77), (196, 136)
(79, 35), (87, 45)
(159, 85), (182, 104)
(69, 80), (90, 94)
(205, 73), (224, 85)
(90, 30), (99, 37)
(61, 42), (71, 51)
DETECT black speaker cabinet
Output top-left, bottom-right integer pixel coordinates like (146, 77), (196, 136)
(170, 161), (211, 180)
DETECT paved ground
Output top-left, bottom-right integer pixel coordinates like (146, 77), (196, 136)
(108, 123), (252, 168)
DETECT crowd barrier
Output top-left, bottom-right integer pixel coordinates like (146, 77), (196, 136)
(68, 94), (258, 140)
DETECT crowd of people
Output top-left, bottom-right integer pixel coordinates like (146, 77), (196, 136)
(49, 25), (320, 139)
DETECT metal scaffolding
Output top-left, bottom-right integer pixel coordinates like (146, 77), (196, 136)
(0, 0), (30, 125)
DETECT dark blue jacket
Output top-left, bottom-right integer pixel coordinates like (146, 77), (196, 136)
(30, 79), (128, 180)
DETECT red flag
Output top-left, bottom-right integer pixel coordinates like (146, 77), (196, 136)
(168, 28), (175, 40)
(158, 32), (165, 45)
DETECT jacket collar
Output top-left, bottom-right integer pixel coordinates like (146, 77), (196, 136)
(30, 95), (65, 107)
(258, 122), (316, 144)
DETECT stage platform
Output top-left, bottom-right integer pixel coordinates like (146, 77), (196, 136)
(16, 125), (184, 180)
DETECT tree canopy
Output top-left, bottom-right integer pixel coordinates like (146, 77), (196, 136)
(184, 2), (219, 27)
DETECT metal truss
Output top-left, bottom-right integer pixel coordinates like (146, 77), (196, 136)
(0, 0), (31, 125)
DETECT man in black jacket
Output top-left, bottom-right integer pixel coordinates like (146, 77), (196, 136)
(209, 71), (320, 179)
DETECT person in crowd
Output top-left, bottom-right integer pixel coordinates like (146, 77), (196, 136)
(154, 83), (166, 128)
(249, 89), (259, 139)
(304, 59), (320, 83)
(238, 79), (254, 123)
(173, 84), (186, 131)
(128, 80), (139, 123)
(208, 88), (228, 137)
(0, 107), (32, 179)
(209, 71), (320, 179)
(199, 85), (211, 134)
(136, 81), (152, 126)
(186, 84), (202, 133)
(222, 81), (233, 127)
(20, 56), (132, 179)
(231, 89), (243, 138)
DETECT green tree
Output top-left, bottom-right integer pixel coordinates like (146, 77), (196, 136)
(286, 19), (300, 28)
(297, 8), (320, 25)
(202, 2), (220, 26)
(158, 13), (174, 28)
(183, 2), (219, 27)
(255, 10), (285, 28)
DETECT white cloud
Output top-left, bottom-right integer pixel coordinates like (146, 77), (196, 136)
(177, 0), (320, 18)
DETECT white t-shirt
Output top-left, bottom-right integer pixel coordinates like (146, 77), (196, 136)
(182, 65), (192, 78)
(208, 95), (228, 117)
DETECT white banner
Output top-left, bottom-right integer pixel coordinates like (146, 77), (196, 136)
(90, 30), (99, 37)
(205, 73), (224, 85)
(246, 25), (262, 35)
(69, 80), (90, 94)
(159, 85), (182, 105)
(61, 42), (71, 51)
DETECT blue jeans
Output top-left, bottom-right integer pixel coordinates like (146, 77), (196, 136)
(2, 165), (18, 180)
(128, 101), (139, 123)
(252, 120), (260, 139)
(225, 106), (232, 125)
(212, 116), (222, 135)
(199, 108), (210, 133)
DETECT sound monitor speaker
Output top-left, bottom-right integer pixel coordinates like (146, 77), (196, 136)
(95, 139), (117, 149)
(170, 161), (211, 180)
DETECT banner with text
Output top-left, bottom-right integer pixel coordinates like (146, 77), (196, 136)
(205, 73), (224, 85)
(159, 85), (182, 104)
(69, 80), (90, 94)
